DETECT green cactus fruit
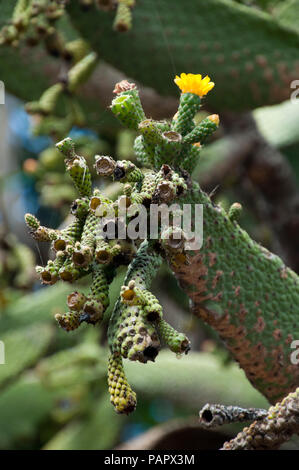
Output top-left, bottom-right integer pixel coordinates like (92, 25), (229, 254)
(67, 52), (98, 93)
(183, 115), (219, 145)
(156, 318), (191, 355)
(55, 311), (81, 332)
(112, 304), (161, 363)
(107, 353), (137, 414)
(81, 265), (109, 324)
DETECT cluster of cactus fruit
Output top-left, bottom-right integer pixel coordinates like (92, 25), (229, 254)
(0, 0), (135, 49)
(25, 73), (219, 414)
(0, 0), (67, 48)
(1, 2), (100, 139)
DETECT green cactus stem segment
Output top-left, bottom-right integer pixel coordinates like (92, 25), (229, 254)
(172, 92), (201, 136)
(70, 197), (90, 219)
(111, 81), (145, 130)
(131, 171), (157, 204)
(56, 137), (76, 159)
(108, 242), (164, 363)
(133, 135), (155, 168)
(181, 144), (201, 174)
(65, 157), (92, 198)
(155, 131), (182, 167)
(199, 403), (267, 428)
(57, 138), (93, 198)
(183, 115), (219, 145)
(111, 95), (143, 130)
(138, 119), (163, 146)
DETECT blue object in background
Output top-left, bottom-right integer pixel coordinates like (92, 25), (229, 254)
(149, 398), (174, 423)
(8, 105), (52, 154)
(121, 423), (150, 443)
(69, 126), (98, 140)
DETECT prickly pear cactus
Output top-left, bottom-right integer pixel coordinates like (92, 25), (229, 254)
(25, 73), (299, 414)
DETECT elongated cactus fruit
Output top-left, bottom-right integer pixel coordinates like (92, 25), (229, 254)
(156, 318), (190, 355)
(81, 265), (109, 325)
(113, 80), (145, 122)
(24, 74), (299, 413)
(113, 0), (135, 32)
(36, 252), (65, 285)
(26, 83), (64, 115)
(67, 52), (98, 93)
(108, 353), (137, 414)
(183, 115), (219, 145)
(25, 213), (59, 242)
(57, 137), (92, 197)
(111, 91), (145, 131)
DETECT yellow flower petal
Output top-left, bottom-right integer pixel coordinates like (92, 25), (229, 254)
(174, 73), (215, 97)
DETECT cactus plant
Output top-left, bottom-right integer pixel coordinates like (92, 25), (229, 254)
(24, 74), (299, 415)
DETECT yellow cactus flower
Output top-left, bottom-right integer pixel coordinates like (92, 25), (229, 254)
(174, 73), (215, 97)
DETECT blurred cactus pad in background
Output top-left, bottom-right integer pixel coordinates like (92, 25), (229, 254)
(1, 0), (299, 451)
